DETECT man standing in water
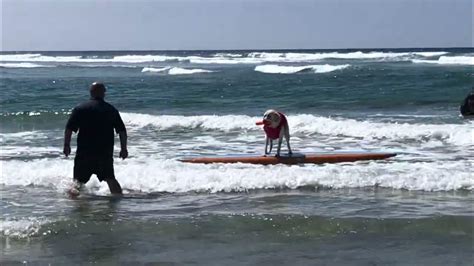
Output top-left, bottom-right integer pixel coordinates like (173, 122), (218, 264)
(460, 89), (474, 118)
(63, 82), (128, 195)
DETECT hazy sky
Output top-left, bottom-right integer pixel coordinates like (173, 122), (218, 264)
(1, 0), (472, 51)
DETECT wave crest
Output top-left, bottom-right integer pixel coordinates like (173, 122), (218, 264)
(255, 64), (350, 74)
(1, 51), (451, 65)
(412, 56), (474, 65)
(117, 113), (472, 146)
(1, 158), (472, 192)
(0, 63), (50, 68)
(141, 67), (214, 75)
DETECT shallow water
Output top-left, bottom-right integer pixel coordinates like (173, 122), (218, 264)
(1, 187), (473, 265)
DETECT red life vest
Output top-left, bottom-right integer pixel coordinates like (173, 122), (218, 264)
(263, 112), (288, 140)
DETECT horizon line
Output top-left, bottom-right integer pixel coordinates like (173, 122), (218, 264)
(1, 46), (473, 53)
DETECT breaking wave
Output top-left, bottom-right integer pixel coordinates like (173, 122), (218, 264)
(1, 51), (450, 65)
(0, 62), (51, 68)
(412, 56), (474, 65)
(141, 67), (214, 75)
(254, 64), (350, 74)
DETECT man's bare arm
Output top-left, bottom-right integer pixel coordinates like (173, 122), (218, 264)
(63, 129), (73, 157)
(118, 131), (128, 159)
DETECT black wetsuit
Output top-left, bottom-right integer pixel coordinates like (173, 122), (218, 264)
(460, 92), (474, 117)
(66, 98), (126, 183)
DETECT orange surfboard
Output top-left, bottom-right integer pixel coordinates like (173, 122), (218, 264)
(180, 152), (397, 165)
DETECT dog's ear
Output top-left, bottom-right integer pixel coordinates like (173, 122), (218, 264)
(271, 111), (280, 121)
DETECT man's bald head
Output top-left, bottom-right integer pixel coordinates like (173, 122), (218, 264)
(90, 82), (106, 99)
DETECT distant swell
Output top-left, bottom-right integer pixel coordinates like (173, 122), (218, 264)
(247, 51), (449, 62)
(1, 51), (450, 65)
(255, 64), (350, 74)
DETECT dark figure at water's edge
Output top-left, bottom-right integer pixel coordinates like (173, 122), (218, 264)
(460, 90), (474, 118)
(63, 82), (128, 195)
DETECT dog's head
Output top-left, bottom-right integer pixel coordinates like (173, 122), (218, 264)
(256, 109), (281, 128)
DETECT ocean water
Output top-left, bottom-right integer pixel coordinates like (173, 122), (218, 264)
(1, 48), (473, 265)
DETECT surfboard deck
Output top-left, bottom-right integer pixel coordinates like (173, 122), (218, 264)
(179, 152), (397, 165)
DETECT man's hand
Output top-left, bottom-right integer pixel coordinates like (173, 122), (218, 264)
(119, 149), (128, 159)
(63, 144), (71, 157)
(63, 129), (73, 157)
(118, 131), (128, 160)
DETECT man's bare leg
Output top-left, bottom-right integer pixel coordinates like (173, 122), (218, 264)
(106, 179), (123, 195)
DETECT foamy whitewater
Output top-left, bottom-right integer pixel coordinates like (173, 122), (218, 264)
(1, 48), (473, 265)
(142, 67), (214, 75)
(1, 50), (471, 66)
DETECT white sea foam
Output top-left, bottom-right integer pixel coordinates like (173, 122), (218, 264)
(413, 52), (449, 57)
(255, 64), (315, 74)
(0, 62), (50, 68)
(189, 56), (264, 64)
(213, 53), (243, 58)
(1, 113), (472, 193)
(0, 130), (54, 143)
(12, 113), (467, 152)
(141, 66), (171, 73)
(0, 53), (42, 61)
(312, 64), (351, 73)
(118, 113), (473, 146)
(248, 51), (448, 62)
(1, 113), (471, 147)
(0, 217), (53, 238)
(290, 115), (473, 146)
(112, 55), (181, 63)
(1, 54), (183, 64)
(1, 54), (96, 63)
(255, 64), (350, 74)
(1, 51), (450, 65)
(141, 67), (214, 75)
(412, 56), (474, 65)
(121, 113), (253, 131)
(168, 67), (214, 75)
(0, 157), (472, 193)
